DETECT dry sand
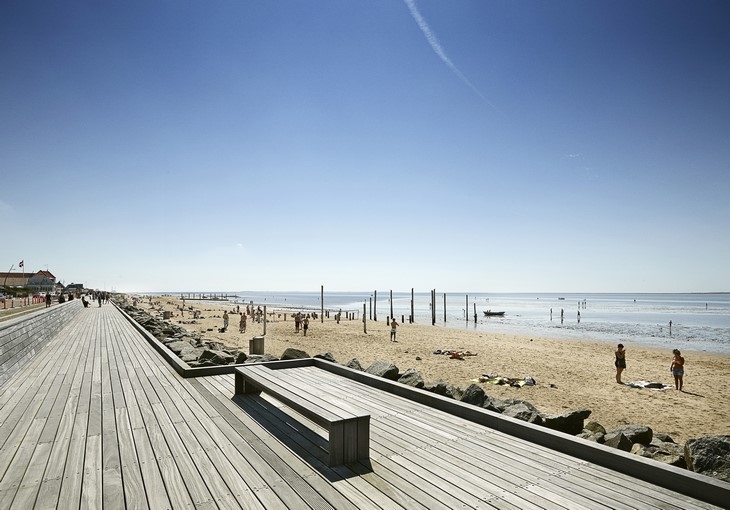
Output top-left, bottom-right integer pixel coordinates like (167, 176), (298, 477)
(138, 296), (730, 445)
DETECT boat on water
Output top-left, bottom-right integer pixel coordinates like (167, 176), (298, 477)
(483, 310), (506, 317)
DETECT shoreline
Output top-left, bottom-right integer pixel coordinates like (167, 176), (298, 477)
(134, 295), (730, 445)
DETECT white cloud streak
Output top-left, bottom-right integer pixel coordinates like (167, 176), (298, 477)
(403, 0), (494, 108)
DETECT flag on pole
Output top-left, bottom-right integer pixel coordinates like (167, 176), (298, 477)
(19, 260), (24, 268)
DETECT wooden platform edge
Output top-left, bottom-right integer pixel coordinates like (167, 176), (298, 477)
(112, 302), (730, 508)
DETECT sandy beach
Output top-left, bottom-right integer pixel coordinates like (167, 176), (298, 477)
(137, 296), (730, 445)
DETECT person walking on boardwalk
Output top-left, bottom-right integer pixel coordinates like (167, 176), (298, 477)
(390, 318), (399, 342)
(614, 343), (626, 384)
(223, 311), (229, 332)
(45, 292), (51, 308)
(670, 349), (685, 390)
(239, 313), (247, 333)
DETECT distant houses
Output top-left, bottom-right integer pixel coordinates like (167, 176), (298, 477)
(1, 270), (58, 294)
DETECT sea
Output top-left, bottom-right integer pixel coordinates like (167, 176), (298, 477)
(164, 291), (730, 356)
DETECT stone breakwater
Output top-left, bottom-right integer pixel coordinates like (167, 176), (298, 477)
(119, 301), (730, 484)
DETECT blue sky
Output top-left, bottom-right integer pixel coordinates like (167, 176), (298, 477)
(1, 0), (728, 293)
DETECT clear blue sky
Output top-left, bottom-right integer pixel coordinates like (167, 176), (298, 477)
(2, 0), (728, 293)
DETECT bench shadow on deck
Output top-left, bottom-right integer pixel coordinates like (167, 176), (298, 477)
(0, 302), (727, 510)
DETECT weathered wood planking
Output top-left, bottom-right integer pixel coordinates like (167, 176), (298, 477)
(0, 304), (726, 510)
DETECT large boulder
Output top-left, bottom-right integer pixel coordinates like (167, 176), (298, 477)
(166, 340), (204, 363)
(199, 349), (235, 365)
(281, 348), (309, 360)
(603, 431), (634, 452)
(244, 354), (279, 363)
(314, 352), (336, 363)
(460, 383), (486, 407)
(424, 380), (459, 399)
(365, 360), (400, 380)
(398, 368), (425, 389)
(684, 435), (730, 483)
(632, 442), (686, 469)
(608, 424), (653, 445)
(503, 402), (543, 425)
(541, 409), (592, 435)
(345, 358), (363, 371)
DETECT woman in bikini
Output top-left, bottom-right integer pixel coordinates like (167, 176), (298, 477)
(615, 343), (626, 384)
(670, 349), (685, 390)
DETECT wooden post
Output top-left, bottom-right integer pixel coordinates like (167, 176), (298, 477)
(389, 290), (394, 320)
(431, 289), (436, 326)
(410, 288), (414, 324)
(369, 297), (372, 320)
(374, 290), (377, 321)
(443, 293), (446, 322)
(466, 295), (469, 322)
(263, 305), (267, 335)
(363, 303), (367, 333)
(321, 285), (324, 323)
(473, 302), (477, 323)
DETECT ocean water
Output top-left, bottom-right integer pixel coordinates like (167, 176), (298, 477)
(179, 291), (730, 355)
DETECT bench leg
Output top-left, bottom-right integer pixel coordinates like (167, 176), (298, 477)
(235, 372), (261, 395)
(328, 418), (370, 466)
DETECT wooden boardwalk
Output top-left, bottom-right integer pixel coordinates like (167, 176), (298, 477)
(0, 304), (725, 509)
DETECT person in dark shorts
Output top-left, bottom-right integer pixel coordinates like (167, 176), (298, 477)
(615, 343), (626, 384)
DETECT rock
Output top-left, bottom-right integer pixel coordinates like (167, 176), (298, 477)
(205, 341), (226, 351)
(503, 402), (543, 425)
(632, 442), (687, 469)
(234, 352), (247, 364)
(603, 431), (634, 452)
(281, 348), (310, 360)
(314, 352), (336, 363)
(653, 433), (675, 444)
(423, 380), (459, 399)
(608, 425), (653, 445)
(244, 354), (279, 363)
(684, 435), (730, 483)
(398, 368), (425, 389)
(576, 431), (603, 443)
(584, 421), (606, 436)
(365, 360), (400, 380)
(188, 359), (218, 368)
(345, 358), (363, 371)
(460, 383), (486, 407)
(493, 398), (539, 414)
(540, 408), (592, 435)
(166, 340), (204, 362)
(199, 349), (235, 365)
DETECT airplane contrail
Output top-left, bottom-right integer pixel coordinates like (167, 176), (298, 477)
(403, 0), (494, 107)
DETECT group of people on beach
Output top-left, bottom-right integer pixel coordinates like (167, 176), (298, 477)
(614, 343), (685, 390)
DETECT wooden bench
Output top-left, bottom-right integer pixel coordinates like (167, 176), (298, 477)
(235, 364), (370, 466)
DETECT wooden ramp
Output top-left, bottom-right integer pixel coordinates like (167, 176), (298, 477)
(0, 304), (724, 509)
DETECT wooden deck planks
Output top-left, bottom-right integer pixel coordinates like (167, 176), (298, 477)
(0, 305), (726, 509)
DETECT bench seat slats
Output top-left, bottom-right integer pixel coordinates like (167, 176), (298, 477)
(235, 364), (370, 466)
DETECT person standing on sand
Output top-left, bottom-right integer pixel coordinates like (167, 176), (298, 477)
(670, 349), (685, 390)
(303, 317), (309, 336)
(239, 313), (246, 333)
(615, 343), (626, 384)
(223, 311), (229, 331)
(295, 312), (301, 333)
(390, 319), (399, 342)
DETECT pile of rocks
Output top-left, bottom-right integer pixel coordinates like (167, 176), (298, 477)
(121, 302), (729, 484)
(352, 356), (730, 484)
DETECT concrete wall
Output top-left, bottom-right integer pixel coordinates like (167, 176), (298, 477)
(0, 300), (82, 388)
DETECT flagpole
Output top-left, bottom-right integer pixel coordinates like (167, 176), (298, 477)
(2, 264), (14, 289)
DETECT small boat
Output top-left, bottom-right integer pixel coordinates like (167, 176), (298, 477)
(483, 310), (505, 317)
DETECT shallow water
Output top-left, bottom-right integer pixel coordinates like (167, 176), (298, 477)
(184, 291), (730, 355)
